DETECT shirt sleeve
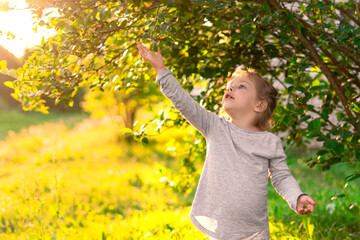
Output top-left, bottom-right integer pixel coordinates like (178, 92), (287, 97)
(268, 137), (309, 215)
(155, 67), (219, 138)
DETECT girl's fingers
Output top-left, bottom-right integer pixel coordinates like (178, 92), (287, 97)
(137, 42), (150, 59)
(306, 198), (316, 206)
(140, 42), (150, 53)
(136, 43), (143, 53)
(139, 46), (151, 58)
(139, 43), (146, 52)
(137, 41), (161, 55)
(302, 204), (315, 214)
(136, 41), (146, 52)
(137, 41), (156, 55)
(310, 205), (315, 212)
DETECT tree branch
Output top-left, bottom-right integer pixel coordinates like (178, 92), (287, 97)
(334, 3), (360, 27)
(269, 0), (358, 131)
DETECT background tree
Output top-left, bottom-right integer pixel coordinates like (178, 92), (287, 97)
(81, 74), (165, 145)
(0, 0), (359, 216)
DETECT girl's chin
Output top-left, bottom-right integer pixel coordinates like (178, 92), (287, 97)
(223, 107), (235, 114)
(223, 106), (245, 114)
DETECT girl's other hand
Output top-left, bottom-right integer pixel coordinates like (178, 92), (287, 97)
(136, 41), (166, 73)
(297, 194), (317, 215)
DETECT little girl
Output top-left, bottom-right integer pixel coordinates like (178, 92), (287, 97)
(136, 41), (317, 240)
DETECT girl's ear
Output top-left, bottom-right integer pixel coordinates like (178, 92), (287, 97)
(254, 100), (268, 113)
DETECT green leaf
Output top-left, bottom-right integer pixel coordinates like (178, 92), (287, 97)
(355, 38), (360, 47)
(125, 87), (136, 95)
(316, 2), (324, 8)
(324, 139), (336, 149)
(351, 135), (359, 145)
(345, 173), (360, 182)
(142, 137), (149, 144)
(320, 5), (331, 11)
(206, 0), (216, 7)
(192, 1), (207, 4)
(300, 26), (307, 37)
(287, 13), (294, 23)
(152, 42), (158, 52)
(350, 203), (359, 210)
(308, 118), (321, 130)
(143, 32), (151, 38)
(349, 102), (360, 113)
(241, 23), (251, 35)
(120, 19), (128, 28)
(306, 4), (314, 11)
(262, 4), (271, 13)
(120, 128), (133, 136)
(280, 36), (290, 43)
(262, 16), (272, 25)
(331, 193), (345, 200)
(7, 69), (17, 78)
(317, 149), (328, 155)
(324, 139), (344, 154)
(283, 114), (292, 123)
(3, 81), (14, 89)
(284, 77), (293, 84)
(0, 60), (6, 71)
(68, 99), (74, 107)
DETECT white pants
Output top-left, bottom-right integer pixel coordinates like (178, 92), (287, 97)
(209, 229), (266, 240)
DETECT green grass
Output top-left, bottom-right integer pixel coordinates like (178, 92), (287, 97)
(0, 109), (358, 239)
(0, 108), (91, 141)
(0, 112), (208, 239)
(267, 148), (360, 239)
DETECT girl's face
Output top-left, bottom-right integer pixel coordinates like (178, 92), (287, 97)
(221, 75), (259, 116)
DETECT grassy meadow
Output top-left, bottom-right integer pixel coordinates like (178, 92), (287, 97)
(0, 107), (359, 239)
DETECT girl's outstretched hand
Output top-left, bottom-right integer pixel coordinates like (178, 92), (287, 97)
(136, 41), (166, 73)
(297, 194), (317, 215)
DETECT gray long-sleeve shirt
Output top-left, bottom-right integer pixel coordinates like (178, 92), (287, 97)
(155, 68), (309, 240)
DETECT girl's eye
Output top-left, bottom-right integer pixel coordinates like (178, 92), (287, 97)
(239, 84), (246, 89)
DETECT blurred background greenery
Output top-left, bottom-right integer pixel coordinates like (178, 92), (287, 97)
(0, 0), (359, 239)
(0, 94), (358, 239)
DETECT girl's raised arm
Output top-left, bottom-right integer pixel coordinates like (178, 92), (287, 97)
(136, 41), (219, 138)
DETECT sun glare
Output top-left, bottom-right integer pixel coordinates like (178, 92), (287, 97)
(0, 0), (57, 59)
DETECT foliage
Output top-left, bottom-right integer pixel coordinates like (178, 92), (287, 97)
(0, 0), (359, 207)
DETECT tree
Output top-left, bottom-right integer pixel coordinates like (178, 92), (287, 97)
(1, 0), (359, 208)
(81, 74), (165, 131)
